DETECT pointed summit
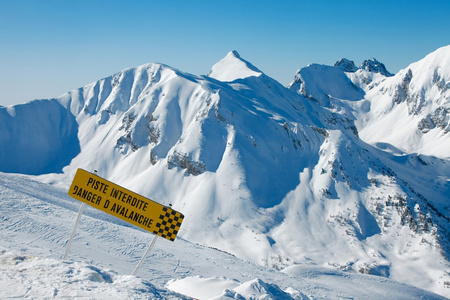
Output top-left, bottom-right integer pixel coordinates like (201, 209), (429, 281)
(334, 58), (358, 72)
(207, 50), (262, 82)
(360, 58), (393, 76)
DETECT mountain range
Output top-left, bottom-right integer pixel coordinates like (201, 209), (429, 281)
(1, 46), (449, 298)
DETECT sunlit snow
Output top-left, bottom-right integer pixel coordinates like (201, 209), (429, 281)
(1, 47), (449, 299)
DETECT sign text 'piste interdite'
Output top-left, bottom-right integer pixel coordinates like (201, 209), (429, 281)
(68, 168), (184, 241)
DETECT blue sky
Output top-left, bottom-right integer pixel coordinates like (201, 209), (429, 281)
(1, 0), (449, 106)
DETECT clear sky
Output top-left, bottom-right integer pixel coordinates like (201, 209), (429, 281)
(1, 0), (449, 106)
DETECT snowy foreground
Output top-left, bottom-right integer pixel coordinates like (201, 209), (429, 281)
(0, 172), (446, 299)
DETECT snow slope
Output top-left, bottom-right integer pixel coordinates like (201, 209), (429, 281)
(0, 99), (80, 174)
(288, 63), (365, 106)
(0, 172), (446, 299)
(0, 49), (449, 298)
(351, 46), (450, 158)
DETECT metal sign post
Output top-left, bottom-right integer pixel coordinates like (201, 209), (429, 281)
(132, 235), (158, 276)
(63, 202), (85, 260)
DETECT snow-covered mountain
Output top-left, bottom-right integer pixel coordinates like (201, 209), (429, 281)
(1, 47), (449, 298)
(354, 46), (450, 158)
(294, 46), (450, 158)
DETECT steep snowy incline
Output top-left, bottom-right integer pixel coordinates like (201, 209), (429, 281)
(0, 99), (80, 175)
(287, 46), (450, 158)
(288, 57), (394, 107)
(350, 45), (450, 158)
(0, 172), (446, 300)
(288, 63), (366, 106)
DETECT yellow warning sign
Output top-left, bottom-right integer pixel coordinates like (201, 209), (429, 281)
(68, 168), (184, 241)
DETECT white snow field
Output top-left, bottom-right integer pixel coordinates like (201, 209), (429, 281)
(0, 172), (446, 299)
(1, 46), (450, 299)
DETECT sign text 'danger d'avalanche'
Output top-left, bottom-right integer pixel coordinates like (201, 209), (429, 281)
(68, 168), (184, 241)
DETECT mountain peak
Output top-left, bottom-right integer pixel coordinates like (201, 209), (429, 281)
(207, 50), (262, 82)
(360, 58), (393, 76)
(229, 50), (241, 58)
(334, 58), (358, 72)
